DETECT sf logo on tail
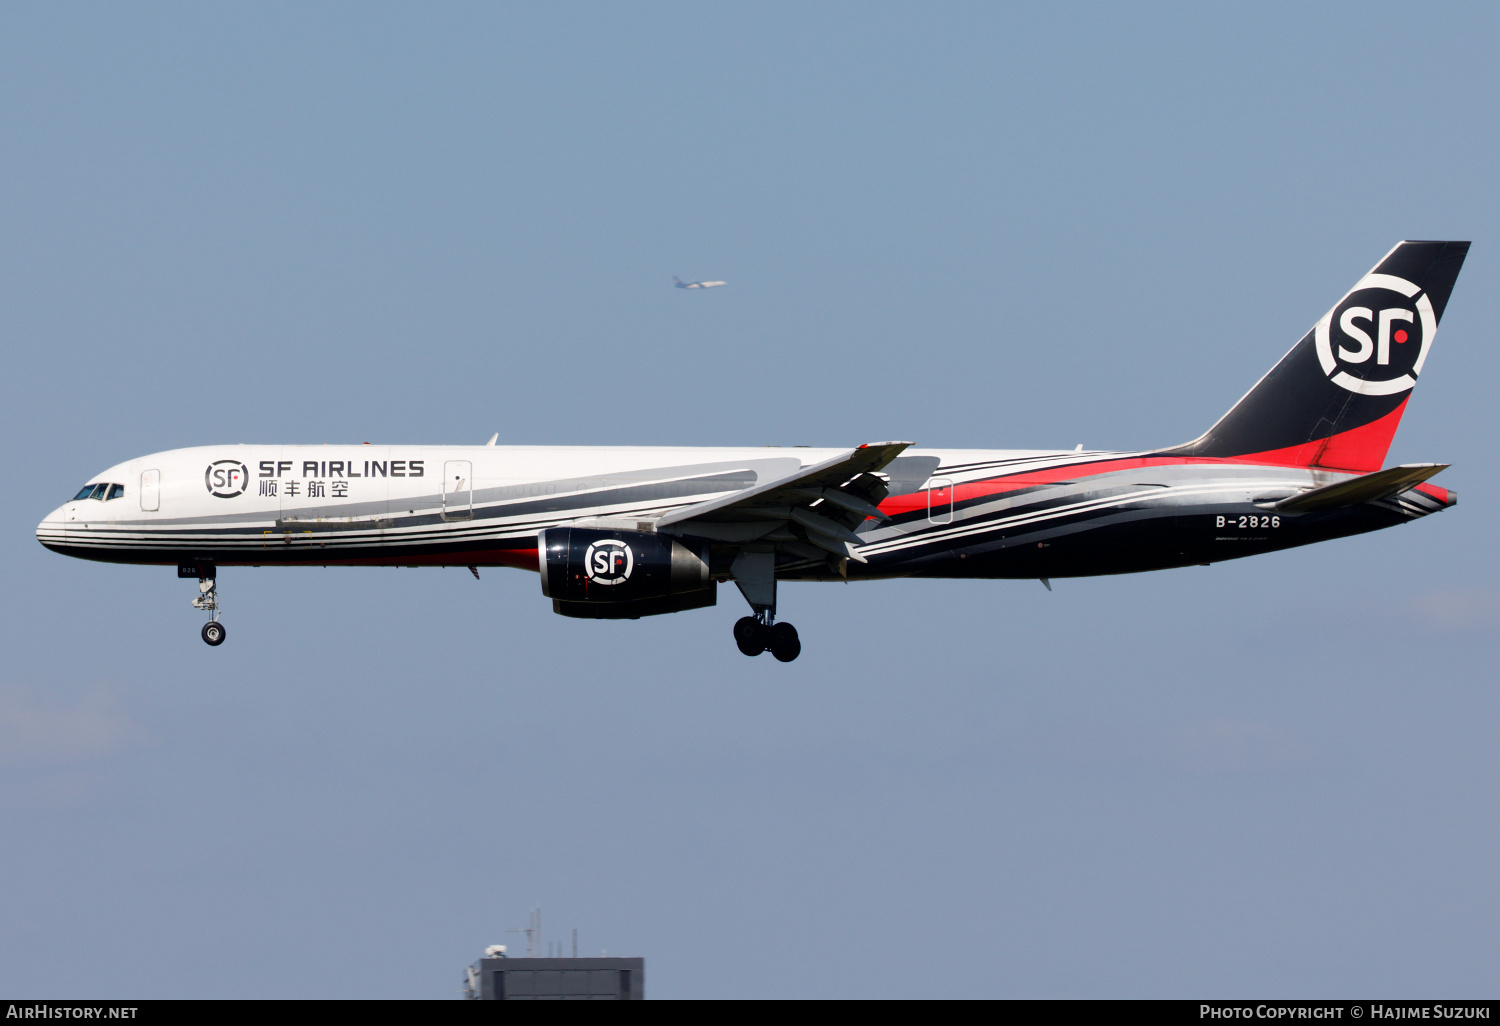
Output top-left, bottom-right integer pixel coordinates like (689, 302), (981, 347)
(1337, 306), (1412, 365)
(1316, 272), (1437, 396)
(674, 276), (726, 289)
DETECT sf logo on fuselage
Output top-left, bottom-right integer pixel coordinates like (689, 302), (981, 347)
(1315, 272), (1437, 396)
(583, 538), (633, 585)
(205, 460), (249, 498)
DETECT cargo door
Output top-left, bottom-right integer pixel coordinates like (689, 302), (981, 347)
(443, 460), (472, 520)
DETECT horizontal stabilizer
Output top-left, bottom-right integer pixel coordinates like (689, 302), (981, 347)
(1264, 463), (1449, 513)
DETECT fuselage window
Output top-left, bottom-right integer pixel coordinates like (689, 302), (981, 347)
(107, 484), (125, 500)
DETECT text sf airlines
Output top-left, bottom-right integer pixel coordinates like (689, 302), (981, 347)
(40, 242), (1467, 660)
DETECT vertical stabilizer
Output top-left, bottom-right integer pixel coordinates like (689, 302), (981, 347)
(1169, 241), (1469, 472)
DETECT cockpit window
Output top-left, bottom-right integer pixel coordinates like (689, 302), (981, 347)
(73, 482), (125, 501)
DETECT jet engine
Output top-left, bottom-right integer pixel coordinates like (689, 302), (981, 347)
(538, 526), (714, 619)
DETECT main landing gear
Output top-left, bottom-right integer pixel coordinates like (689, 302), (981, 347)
(734, 614), (801, 662)
(730, 550), (799, 662)
(186, 564), (225, 646)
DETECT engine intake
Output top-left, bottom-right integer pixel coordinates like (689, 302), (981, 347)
(539, 527), (713, 617)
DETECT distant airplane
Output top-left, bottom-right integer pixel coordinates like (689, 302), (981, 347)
(674, 277), (726, 289)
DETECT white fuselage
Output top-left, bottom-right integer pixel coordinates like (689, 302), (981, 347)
(38, 441), (1386, 585)
(38, 442), (1050, 569)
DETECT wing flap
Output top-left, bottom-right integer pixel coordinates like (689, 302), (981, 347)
(656, 442), (911, 528)
(656, 441), (912, 570)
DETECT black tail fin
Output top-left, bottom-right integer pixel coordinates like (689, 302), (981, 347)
(1168, 241), (1469, 473)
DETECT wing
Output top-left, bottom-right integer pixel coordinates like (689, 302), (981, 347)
(657, 442), (911, 565)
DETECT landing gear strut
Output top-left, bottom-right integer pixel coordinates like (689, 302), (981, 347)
(188, 566), (225, 646)
(732, 611), (800, 662)
(730, 551), (800, 661)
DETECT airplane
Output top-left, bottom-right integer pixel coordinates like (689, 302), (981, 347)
(39, 241), (1467, 661)
(674, 276), (726, 289)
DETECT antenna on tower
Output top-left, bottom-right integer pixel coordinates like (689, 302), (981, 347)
(504, 907), (543, 957)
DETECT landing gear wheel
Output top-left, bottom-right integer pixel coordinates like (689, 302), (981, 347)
(201, 621), (226, 646)
(768, 622), (801, 662)
(734, 616), (768, 657)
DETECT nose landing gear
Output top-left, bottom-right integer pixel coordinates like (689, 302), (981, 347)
(182, 562), (225, 646)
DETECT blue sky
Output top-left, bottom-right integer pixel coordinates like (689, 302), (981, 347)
(2, 2), (1497, 998)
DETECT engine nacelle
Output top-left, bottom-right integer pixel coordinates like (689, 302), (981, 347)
(538, 527), (714, 618)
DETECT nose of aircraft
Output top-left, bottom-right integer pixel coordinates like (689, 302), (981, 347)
(36, 506), (67, 551)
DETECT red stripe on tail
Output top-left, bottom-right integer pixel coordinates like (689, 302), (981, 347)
(1224, 398), (1409, 474)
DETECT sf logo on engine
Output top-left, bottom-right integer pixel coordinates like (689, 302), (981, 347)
(205, 460), (249, 498)
(583, 538), (634, 585)
(1315, 272), (1437, 396)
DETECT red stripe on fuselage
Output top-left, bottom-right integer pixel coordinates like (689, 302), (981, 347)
(1415, 482), (1457, 506)
(877, 455), (1207, 516)
(877, 402), (1416, 516)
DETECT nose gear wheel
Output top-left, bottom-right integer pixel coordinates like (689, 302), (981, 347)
(191, 574), (225, 646)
